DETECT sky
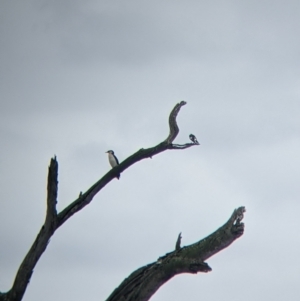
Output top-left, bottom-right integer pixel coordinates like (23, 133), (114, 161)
(0, 0), (299, 300)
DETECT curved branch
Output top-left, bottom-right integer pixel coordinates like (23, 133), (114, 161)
(106, 207), (246, 301)
(164, 100), (187, 143)
(57, 101), (194, 228)
(0, 102), (198, 301)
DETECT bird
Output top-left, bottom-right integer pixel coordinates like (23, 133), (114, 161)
(189, 134), (200, 145)
(106, 150), (120, 179)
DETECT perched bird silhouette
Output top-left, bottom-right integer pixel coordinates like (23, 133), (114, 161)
(189, 134), (200, 145)
(106, 150), (120, 179)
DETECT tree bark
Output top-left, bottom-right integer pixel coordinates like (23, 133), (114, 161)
(0, 101), (200, 301)
(105, 207), (245, 301)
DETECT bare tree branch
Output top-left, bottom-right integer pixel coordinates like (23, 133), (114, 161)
(46, 156), (58, 227)
(169, 143), (196, 150)
(0, 102), (199, 301)
(56, 101), (197, 228)
(106, 207), (246, 301)
(165, 100), (187, 143)
(4, 158), (59, 301)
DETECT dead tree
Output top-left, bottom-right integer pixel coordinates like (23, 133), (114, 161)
(106, 206), (245, 301)
(0, 102), (245, 301)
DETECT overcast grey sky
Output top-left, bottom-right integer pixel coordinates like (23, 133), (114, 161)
(1, 1), (299, 300)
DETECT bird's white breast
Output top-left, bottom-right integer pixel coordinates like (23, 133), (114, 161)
(108, 153), (118, 167)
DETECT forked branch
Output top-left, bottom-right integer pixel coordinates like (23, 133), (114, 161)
(0, 102), (199, 301)
(57, 101), (198, 227)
